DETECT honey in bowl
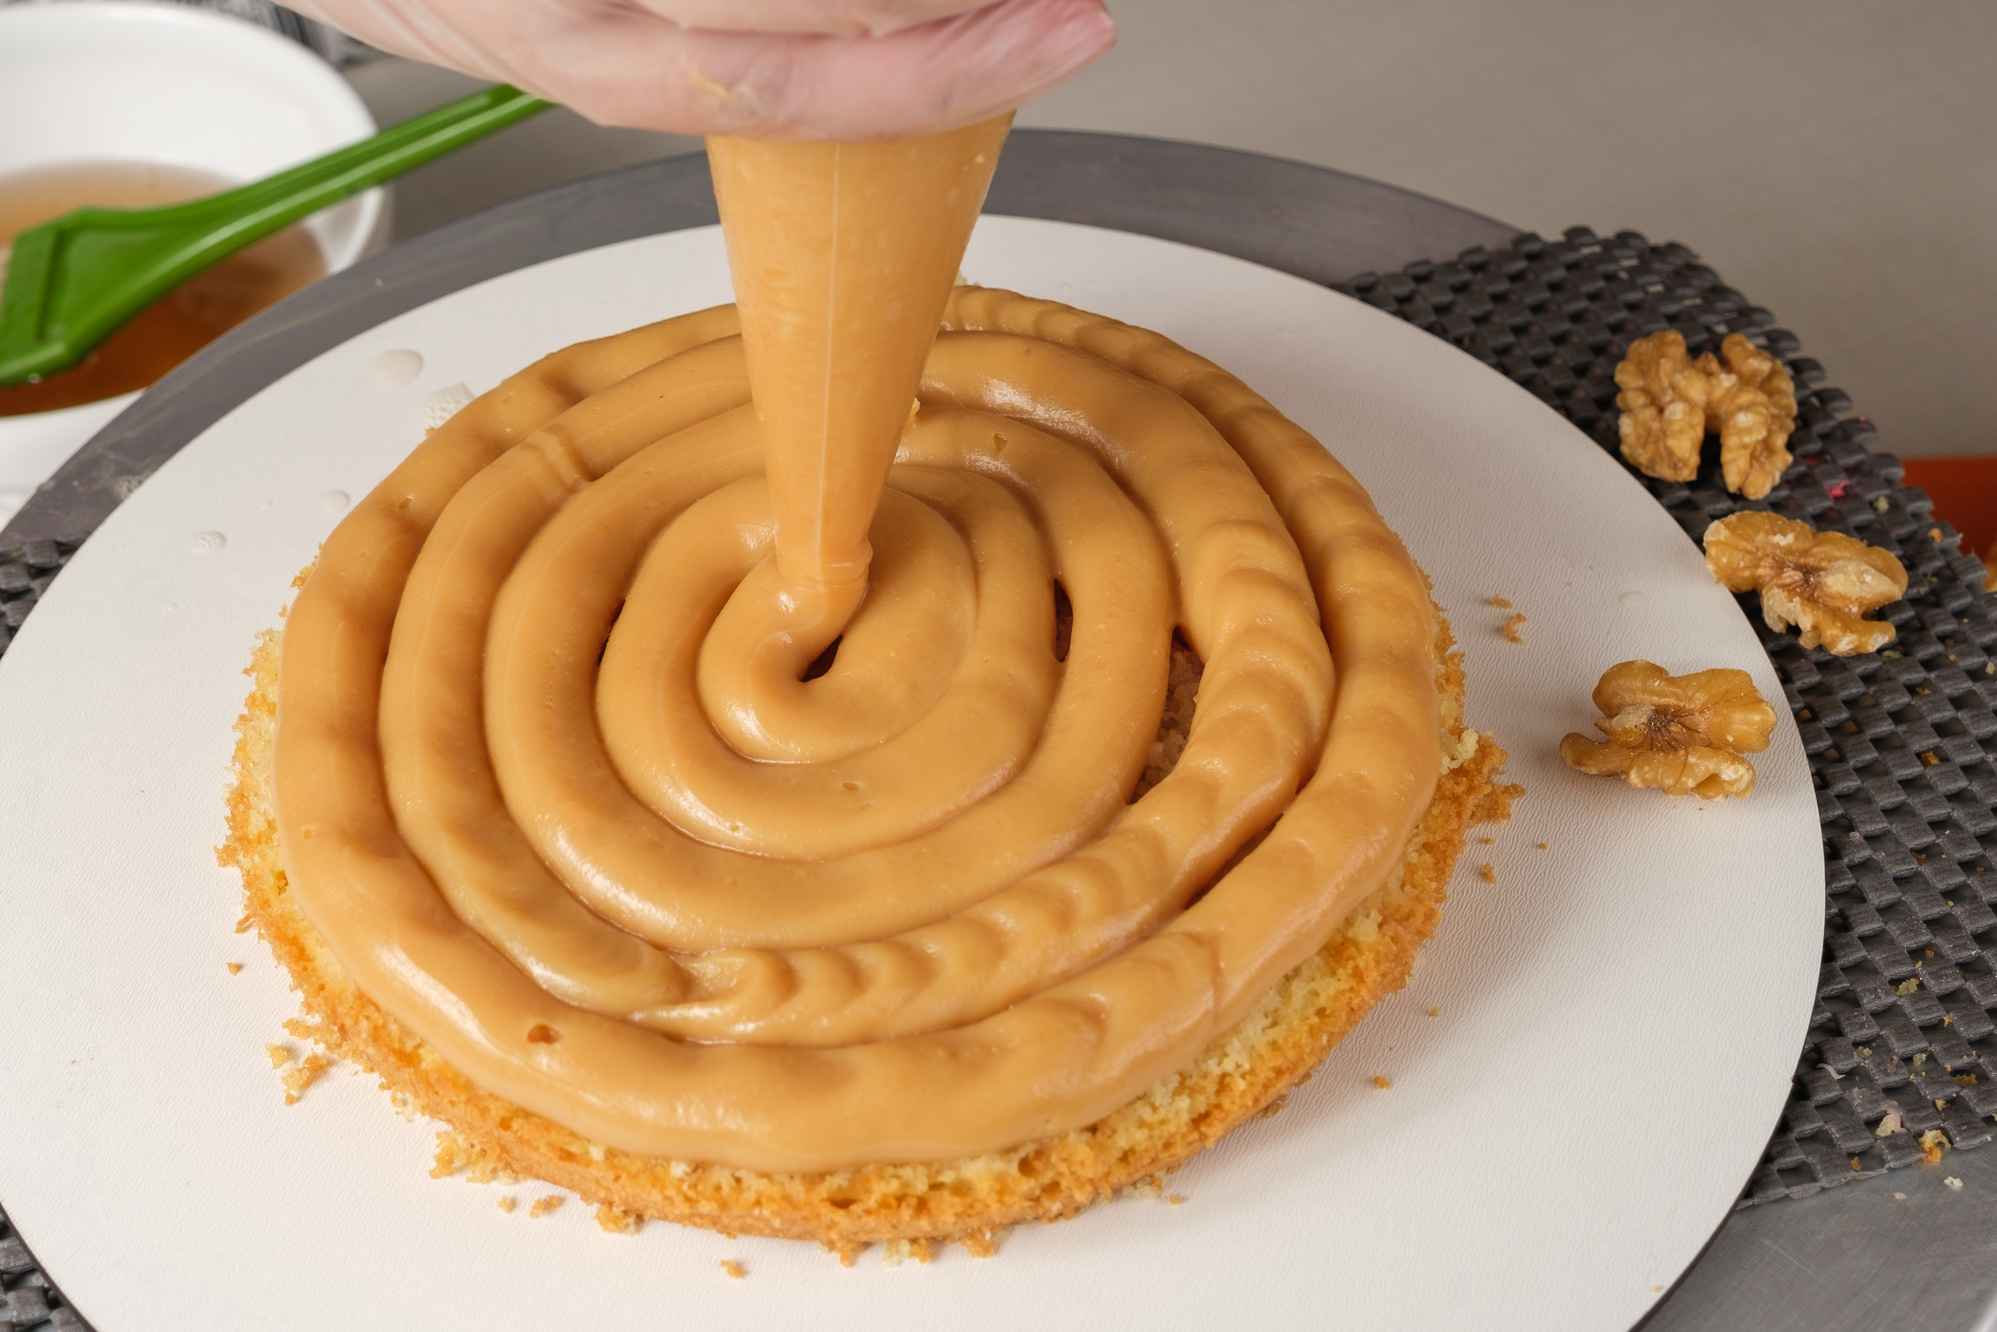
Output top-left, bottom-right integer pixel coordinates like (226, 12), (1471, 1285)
(0, 161), (326, 416)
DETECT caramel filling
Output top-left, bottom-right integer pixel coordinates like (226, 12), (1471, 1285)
(271, 124), (1440, 1173)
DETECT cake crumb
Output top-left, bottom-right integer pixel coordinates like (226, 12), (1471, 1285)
(1371, 1075), (1392, 1090)
(429, 1129), (521, 1184)
(1918, 1129), (1948, 1164)
(1499, 612), (1527, 644)
(1537, 841), (1549, 850)
(1848, 1157), (1862, 1171)
(1489, 595), (1513, 610)
(1477, 862), (1495, 884)
(1472, 779), (1523, 825)
(1127, 1173), (1166, 1198)
(226, 962), (244, 975)
(265, 1043), (293, 1069)
(958, 1228), (1005, 1258)
(882, 1238), (934, 1266)
(1944, 1176), (1964, 1191)
(720, 1260), (747, 1280)
(1478, 836), (1494, 845)
(432, 1131), (471, 1179)
(1166, 1195), (1186, 1206)
(1876, 1110), (1903, 1137)
(497, 1195), (517, 1213)
(233, 913), (254, 934)
(530, 1195), (565, 1218)
(823, 1241), (865, 1267)
(1896, 977), (1922, 995)
(1427, 1005), (1440, 1018)
(1894, 1192), (1907, 1200)
(595, 1204), (643, 1235)
(280, 1053), (331, 1104)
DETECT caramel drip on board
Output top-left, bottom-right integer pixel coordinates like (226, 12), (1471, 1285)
(270, 125), (1440, 1171)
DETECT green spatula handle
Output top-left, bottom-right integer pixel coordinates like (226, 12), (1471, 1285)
(130, 82), (550, 263)
(0, 84), (548, 385)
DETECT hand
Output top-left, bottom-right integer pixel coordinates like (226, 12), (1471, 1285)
(287, 0), (1115, 139)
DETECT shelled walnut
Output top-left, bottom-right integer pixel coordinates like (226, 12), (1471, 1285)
(1704, 511), (1907, 656)
(1560, 660), (1777, 798)
(1614, 330), (1797, 499)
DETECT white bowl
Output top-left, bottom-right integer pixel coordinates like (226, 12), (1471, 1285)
(0, 1), (383, 529)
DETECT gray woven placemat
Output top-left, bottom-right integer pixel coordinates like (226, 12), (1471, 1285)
(1336, 226), (1997, 1205)
(0, 1212), (83, 1331)
(3, 225), (1994, 1327)
(0, 547), (81, 1326)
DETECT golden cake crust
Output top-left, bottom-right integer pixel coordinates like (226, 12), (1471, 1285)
(221, 604), (1509, 1258)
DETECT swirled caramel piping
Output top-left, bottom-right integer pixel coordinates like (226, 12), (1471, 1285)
(273, 287), (1439, 1171)
(271, 123), (1439, 1171)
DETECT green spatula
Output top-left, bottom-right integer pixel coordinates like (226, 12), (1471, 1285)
(0, 83), (549, 387)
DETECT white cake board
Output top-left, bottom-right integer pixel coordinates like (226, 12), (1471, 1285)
(0, 218), (1822, 1331)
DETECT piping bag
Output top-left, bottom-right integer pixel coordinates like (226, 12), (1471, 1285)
(702, 115), (1014, 741)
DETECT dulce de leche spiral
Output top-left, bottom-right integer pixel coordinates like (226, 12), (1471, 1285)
(270, 120), (1441, 1173)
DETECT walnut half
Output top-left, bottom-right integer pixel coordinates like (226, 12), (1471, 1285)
(1560, 660), (1777, 798)
(1704, 511), (1907, 656)
(1614, 331), (1797, 499)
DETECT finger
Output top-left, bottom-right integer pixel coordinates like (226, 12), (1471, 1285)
(512, 0), (1116, 138)
(632, 0), (1003, 38)
(286, 0), (1005, 54)
(285, 0), (521, 83)
(288, 0), (1114, 139)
